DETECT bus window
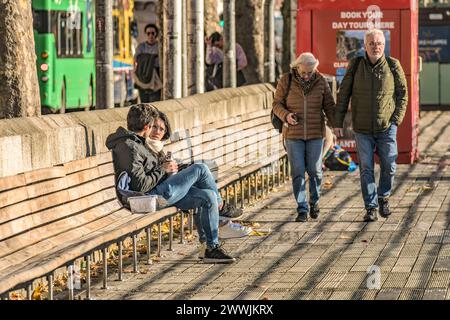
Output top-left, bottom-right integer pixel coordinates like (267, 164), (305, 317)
(58, 12), (67, 56)
(73, 12), (82, 56)
(33, 10), (51, 33)
(56, 11), (83, 58)
(67, 12), (73, 55)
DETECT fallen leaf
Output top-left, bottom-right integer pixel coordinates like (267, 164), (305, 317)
(32, 283), (46, 300)
(323, 181), (333, 189)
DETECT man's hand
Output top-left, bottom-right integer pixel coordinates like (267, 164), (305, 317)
(333, 128), (344, 137)
(286, 113), (298, 126)
(162, 160), (178, 174)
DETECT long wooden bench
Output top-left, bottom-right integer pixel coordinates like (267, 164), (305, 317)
(0, 100), (289, 300)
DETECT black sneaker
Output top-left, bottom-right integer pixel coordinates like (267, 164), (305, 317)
(219, 202), (244, 221)
(203, 245), (236, 264)
(378, 198), (391, 218)
(309, 203), (320, 219)
(296, 212), (308, 222)
(364, 208), (378, 222)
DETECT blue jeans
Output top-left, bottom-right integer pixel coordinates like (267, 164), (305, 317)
(285, 138), (324, 213)
(148, 163), (222, 248)
(354, 124), (398, 209)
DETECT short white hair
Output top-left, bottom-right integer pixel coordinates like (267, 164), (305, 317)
(364, 29), (385, 45)
(290, 52), (319, 69)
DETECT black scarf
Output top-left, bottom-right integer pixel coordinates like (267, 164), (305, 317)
(293, 68), (317, 95)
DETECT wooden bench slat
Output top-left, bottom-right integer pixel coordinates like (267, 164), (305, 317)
(26, 177), (68, 199)
(0, 174), (26, 193)
(0, 201), (32, 226)
(23, 167), (66, 185)
(63, 156), (99, 175)
(0, 186), (29, 209)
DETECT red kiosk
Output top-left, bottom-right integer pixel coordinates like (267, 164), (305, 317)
(297, 0), (420, 164)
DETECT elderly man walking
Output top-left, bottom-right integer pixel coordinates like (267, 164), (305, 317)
(333, 29), (408, 222)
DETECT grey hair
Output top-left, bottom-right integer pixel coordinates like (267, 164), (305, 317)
(364, 29), (385, 44)
(290, 52), (319, 69)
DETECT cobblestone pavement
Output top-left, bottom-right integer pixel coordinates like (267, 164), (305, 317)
(88, 111), (450, 300)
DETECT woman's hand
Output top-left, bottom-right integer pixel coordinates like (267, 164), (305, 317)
(286, 113), (298, 125)
(162, 160), (178, 174)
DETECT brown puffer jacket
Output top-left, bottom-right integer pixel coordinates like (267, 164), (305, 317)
(272, 71), (335, 140)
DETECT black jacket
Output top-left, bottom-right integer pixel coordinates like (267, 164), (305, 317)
(105, 127), (165, 193)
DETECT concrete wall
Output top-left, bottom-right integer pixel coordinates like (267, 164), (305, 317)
(0, 84), (275, 178)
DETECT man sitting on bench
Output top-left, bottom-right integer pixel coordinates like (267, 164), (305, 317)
(106, 104), (242, 263)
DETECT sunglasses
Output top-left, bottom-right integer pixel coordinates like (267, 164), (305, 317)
(147, 31), (156, 36)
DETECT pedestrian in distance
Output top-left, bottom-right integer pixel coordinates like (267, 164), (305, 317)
(333, 29), (408, 222)
(106, 104), (245, 263)
(272, 52), (336, 222)
(205, 32), (248, 91)
(133, 24), (162, 103)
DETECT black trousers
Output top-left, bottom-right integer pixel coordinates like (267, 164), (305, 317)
(139, 89), (161, 103)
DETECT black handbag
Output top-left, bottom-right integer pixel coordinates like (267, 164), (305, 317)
(271, 73), (292, 133)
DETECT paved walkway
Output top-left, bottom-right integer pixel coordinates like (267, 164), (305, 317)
(88, 110), (450, 300)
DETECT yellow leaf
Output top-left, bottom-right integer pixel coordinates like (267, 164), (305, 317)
(32, 283), (45, 300)
(249, 228), (271, 236)
(323, 181), (333, 189)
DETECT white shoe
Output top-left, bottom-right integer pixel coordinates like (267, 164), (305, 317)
(198, 242), (206, 259)
(219, 221), (252, 239)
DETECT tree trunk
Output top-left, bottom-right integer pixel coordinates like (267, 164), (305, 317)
(0, 1), (40, 118)
(281, 0), (297, 73)
(236, 0), (265, 84)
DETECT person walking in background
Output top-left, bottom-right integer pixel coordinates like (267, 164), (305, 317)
(205, 32), (248, 90)
(333, 29), (408, 222)
(272, 53), (335, 222)
(133, 24), (162, 103)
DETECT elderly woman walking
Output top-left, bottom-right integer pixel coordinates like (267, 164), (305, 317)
(272, 52), (335, 222)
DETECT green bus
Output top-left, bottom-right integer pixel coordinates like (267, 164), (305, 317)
(32, 0), (95, 113)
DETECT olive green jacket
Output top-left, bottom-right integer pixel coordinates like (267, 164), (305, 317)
(334, 54), (408, 134)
